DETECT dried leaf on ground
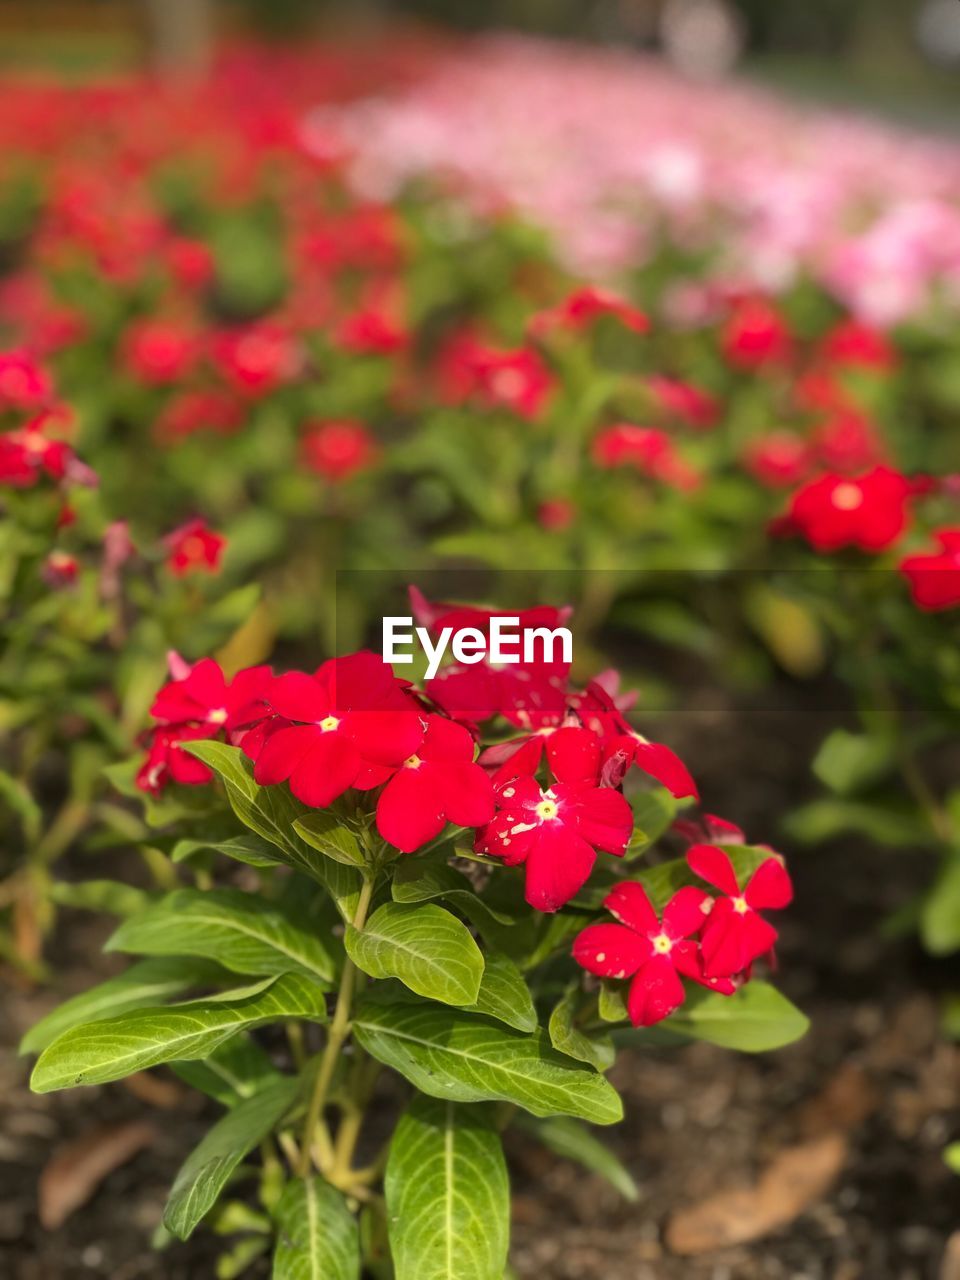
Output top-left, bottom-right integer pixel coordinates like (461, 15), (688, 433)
(666, 1132), (848, 1255)
(38, 1120), (156, 1228)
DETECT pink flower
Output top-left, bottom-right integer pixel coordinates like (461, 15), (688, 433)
(573, 882), (728, 1027)
(0, 348), (53, 410)
(900, 529), (960, 611)
(376, 714), (494, 853)
(686, 844), (793, 978)
(529, 285), (649, 339)
(42, 550), (78, 587)
(647, 375), (719, 430)
(164, 519), (226, 576)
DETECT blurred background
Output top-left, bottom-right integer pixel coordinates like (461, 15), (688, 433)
(1, 0), (959, 129)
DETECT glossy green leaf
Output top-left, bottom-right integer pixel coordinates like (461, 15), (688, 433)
(513, 1114), (638, 1202)
(353, 998), (622, 1123)
(548, 988), (614, 1072)
(171, 834), (283, 869)
(31, 974), (328, 1092)
(615, 982), (809, 1053)
(345, 903), (483, 1006)
(464, 952), (537, 1033)
(272, 1177), (360, 1280)
(172, 1036), (284, 1108)
(107, 889), (335, 984)
(165, 1076), (299, 1239)
(385, 1098), (509, 1280)
(293, 812), (365, 867)
(20, 957), (227, 1055)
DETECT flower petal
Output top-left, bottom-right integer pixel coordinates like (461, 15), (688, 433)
(574, 786), (632, 855)
(376, 767), (446, 853)
(437, 761), (495, 828)
(546, 726), (601, 784)
(744, 857), (793, 910)
(632, 740), (698, 799)
(626, 955), (686, 1027)
(572, 923), (647, 979)
(603, 880), (659, 934)
(662, 885), (711, 939)
(252, 724), (322, 785)
(686, 843), (741, 897)
(267, 671), (329, 723)
(523, 822), (596, 912)
(288, 734), (360, 808)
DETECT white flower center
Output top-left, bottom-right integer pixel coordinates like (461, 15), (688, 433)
(651, 933), (673, 954)
(831, 483), (863, 511)
(732, 896), (750, 915)
(208, 707), (228, 725)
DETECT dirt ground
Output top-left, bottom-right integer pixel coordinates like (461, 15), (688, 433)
(2, 682), (958, 1279)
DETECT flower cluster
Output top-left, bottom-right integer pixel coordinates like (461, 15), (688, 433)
(574, 840), (792, 1026)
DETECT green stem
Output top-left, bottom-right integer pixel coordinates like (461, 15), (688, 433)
(297, 875), (375, 1178)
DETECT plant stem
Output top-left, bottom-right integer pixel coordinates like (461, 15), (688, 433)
(297, 874), (375, 1178)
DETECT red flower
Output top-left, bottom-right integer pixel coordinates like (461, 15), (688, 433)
(437, 334), (554, 420)
(537, 498), (575, 531)
(820, 320), (895, 372)
(123, 320), (199, 386)
(136, 725), (215, 795)
(744, 431), (812, 489)
(686, 844), (793, 978)
(785, 465), (912, 553)
(301, 420), (377, 481)
(647, 376), (719, 430)
(592, 424), (700, 491)
(165, 237), (215, 290)
(0, 422), (91, 489)
(476, 763), (632, 912)
(164, 519), (226, 576)
(155, 390), (245, 442)
(0, 348), (53, 410)
(573, 882), (726, 1027)
(249, 651), (423, 809)
(42, 550), (78, 587)
(212, 324), (301, 397)
(900, 529), (960, 611)
(150, 658), (272, 734)
(376, 714), (494, 853)
(722, 298), (791, 369)
(529, 286), (649, 339)
(600, 734), (699, 800)
(812, 411), (884, 474)
(337, 306), (408, 356)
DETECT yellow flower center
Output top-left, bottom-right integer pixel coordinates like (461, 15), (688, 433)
(404, 754), (422, 769)
(732, 896), (749, 915)
(319, 716), (340, 732)
(208, 707), (228, 725)
(535, 798), (559, 821)
(831, 483), (863, 511)
(651, 933), (673, 954)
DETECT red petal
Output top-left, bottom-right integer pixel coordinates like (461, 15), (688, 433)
(672, 940), (737, 994)
(662, 885), (711, 939)
(288, 734), (360, 808)
(574, 786), (632, 855)
(419, 714), (476, 763)
(572, 922), (647, 979)
(740, 912), (780, 966)
(484, 735), (545, 787)
(626, 955), (686, 1027)
(699, 906), (749, 978)
(603, 880), (659, 933)
(347, 709), (424, 765)
(376, 768), (445, 853)
(252, 724), (321, 785)
(686, 843), (740, 897)
(632, 741), (698, 799)
(523, 823), (596, 912)
(437, 761), (495, 828)
(268, 672), (328, 723)
(546, 726), (601, 784)
(745, 857), (793, 910)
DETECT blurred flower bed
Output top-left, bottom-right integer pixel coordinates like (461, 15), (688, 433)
(0, 33), (957, 984)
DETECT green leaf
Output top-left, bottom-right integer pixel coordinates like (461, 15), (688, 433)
(617, 982), (809, 1053)
(173, 1036), (284, 1108)
(392, 858), (515, 941)
(172, 834), (283, 870)
(385, 1098), (509, 1280)
(316, 859), (364, 924)
(622, 787), (677, 860)
(49, 879), (150, 917)
(31, 973), (328, 1092)
(164, 1077), (299, 1240)
(548, 988), (614, 1072)
(463, 953), (537, 1033)
(345, 903), (483, 1006)
(293, 812), (366, 867)
(353, 998), (622, 1124)
(945, 1143), (960, 1176)
(921, 853), (960, 956)
(812, 729), (894, 797)
(272, 1177), (360, 1280)
(513, 1115), (639, 1202)
(107, 889), (335, 984)
(784, 798), (932, 848)
(20, 958), (227, 1055)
